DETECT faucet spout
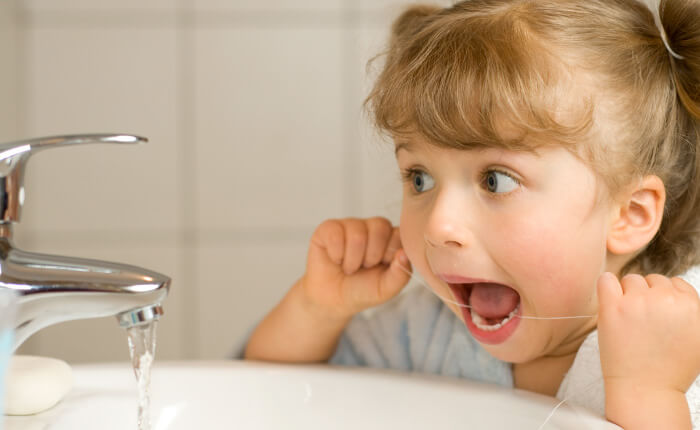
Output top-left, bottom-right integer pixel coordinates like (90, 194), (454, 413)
(0, 133), (171, 352)
(1, 238), (170, 351)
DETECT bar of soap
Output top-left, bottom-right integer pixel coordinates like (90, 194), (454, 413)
(5, 355), (73, 415)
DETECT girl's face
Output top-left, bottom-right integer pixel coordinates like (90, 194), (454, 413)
(397, 136), (611, 363)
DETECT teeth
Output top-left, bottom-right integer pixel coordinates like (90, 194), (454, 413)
(470, 304), (520, 332)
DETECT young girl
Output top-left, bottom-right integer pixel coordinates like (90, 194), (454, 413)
(244, 0), (700, 427)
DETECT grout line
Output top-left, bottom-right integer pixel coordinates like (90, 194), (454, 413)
(197, 229), (314, 244)
(17, 3), (29, 140)
(23, 8), (394, 30)
(16, 2), (31, 239)
(16, 227), (313, 240)
(27, 9), (348, 29)
(176, 0), (199, 360)
(192, 9), (344, 28)
(15, 228), (314, 246)
(341, 0), (357, 216)
(12, 0), (41, 357)
(15, 230), (178, 246)
(7, 0), (23, 143)
(27, 10), (178, 28)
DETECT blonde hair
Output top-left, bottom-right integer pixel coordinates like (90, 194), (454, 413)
(366, 0), (700, 276)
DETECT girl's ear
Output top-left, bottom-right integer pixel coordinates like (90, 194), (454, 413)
(607, 175), (666, 255)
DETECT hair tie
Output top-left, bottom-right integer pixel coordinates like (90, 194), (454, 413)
(640, 0), (684, 60)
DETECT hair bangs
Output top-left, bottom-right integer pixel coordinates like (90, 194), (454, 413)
(366, 5), (594, 152)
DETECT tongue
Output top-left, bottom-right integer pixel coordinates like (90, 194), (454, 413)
(469, 283), (520, 319)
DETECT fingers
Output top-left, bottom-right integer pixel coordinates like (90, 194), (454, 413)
(382, 227), (402, 264)
(310, 219), (346, 266)
(670, 276), (699, 297)
(620, 273), (651, 294)
(597, 272), (623, 308)
(310, 217), (403, 276)
(341, 219), (369, 274)
(598, 272), (692, 311)
(364, 217), (394, 268)
(599, 273), (673, 300)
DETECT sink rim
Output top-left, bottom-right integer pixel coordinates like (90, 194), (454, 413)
(4, 360), (620, 430)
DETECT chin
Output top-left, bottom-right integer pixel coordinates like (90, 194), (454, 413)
(483, 344), (538, 364)
(472, 321), (542, 364)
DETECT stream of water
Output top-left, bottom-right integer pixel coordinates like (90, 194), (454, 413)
(126, 321), (158, 430)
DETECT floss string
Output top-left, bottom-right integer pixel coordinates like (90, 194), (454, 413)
(536, 398), (567, 430)
(394, 262), (596, 321)
(392, 261), (606, 428)
(536, 378), (604, 430)
(384, 251), (606, 427)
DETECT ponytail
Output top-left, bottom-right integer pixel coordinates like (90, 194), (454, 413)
(662, 0), (700, 119)
(631, 0), (700, 276)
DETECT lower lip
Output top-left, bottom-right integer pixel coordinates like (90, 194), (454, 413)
(453, 286), (522, 345)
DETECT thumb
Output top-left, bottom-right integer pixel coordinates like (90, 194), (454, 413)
(378, 249), (412, 300)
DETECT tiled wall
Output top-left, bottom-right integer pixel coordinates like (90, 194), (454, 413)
(0, 1), (19, 143)
(4, 0), (451, 363)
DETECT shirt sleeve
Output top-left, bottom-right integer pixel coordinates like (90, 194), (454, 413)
(328, 283), (514, 390)
(689, 376), (700, 429)
(329, 285), (443, 371)
(559, 264), (700, 426)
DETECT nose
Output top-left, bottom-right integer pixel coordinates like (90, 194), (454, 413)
(424, 187), (474, 249)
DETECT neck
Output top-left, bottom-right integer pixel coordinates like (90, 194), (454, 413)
(513, 321), (597, 396)
(513, 353), (577, 396)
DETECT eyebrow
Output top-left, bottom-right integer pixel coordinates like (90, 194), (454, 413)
(394, 141), (413, 156)
(394, 139), (544, 158)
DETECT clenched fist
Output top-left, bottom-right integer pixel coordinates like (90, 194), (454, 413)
(300, 217), (413, 320)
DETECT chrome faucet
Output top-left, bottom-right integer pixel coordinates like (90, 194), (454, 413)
(0, 134), (171, 350)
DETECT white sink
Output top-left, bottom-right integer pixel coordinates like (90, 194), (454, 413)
(5, 360), (619, 429)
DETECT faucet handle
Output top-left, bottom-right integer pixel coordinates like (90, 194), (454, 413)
(0, 134), (147, 227)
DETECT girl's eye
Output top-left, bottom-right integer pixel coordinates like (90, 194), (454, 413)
(482, 170), (519, 194)
(403, 169), (435, 193)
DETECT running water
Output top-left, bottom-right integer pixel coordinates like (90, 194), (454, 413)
(126, 321), (158, 430)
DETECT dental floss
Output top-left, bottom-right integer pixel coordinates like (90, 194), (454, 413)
(537, 398), (567, 430)
(390, 261), (607, 428)
(387, 261), (606, 428)
(536, 378), (604, 430)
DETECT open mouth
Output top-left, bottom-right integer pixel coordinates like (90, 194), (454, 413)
(448, 282), (522, 344)
(470, 302), (521, 331)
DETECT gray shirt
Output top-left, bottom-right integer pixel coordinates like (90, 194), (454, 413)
(330, 277), (700, 426)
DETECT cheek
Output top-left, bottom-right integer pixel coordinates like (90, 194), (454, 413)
(492, 207), (606, 306)
(399, 205), (439, 284)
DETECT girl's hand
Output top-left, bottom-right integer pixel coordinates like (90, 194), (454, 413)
(300, 217), (412, 320)
(597, 272), (700, 394)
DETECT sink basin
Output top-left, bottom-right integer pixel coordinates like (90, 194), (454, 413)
(5, 360), (619, 429)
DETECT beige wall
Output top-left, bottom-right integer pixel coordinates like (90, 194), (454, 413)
(0, 0), (20, 142)
(5, 0), (450, 363)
